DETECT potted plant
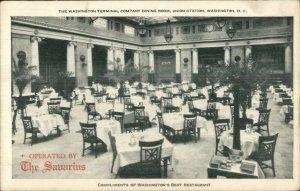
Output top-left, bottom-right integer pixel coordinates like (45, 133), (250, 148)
(12, 51), (38, 139)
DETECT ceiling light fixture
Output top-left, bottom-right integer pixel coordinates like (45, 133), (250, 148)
(137, 17), (147, 37)
(164, 18), (173, 43)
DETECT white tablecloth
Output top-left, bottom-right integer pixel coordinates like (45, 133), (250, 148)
(218, 130), (261, 158)
(246, 109), (260, 124)
(193, 100), (223, 110)
(163, 112), (207, 131)
(31, 114), (65, 136)
(112, 132), (174, 174)
(96, 119), (121, 151)
(95, 103), (124, 117)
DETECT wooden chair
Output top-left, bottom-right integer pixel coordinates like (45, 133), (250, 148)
(112, 111), (124, 133)
(106, 96), (115, 106)
(60, 107), (71, 133)
(156, 111), (165, 134)
(22, 116), (41, 146)
(133, 106), (148, 130)
(249, 133), (279, 177)
(258, 98), (268, 110)
(108, 131), (117, 173)
(253, 109), (271, 136)
(49, 97), (62, 102)
(213, 119), (230, 156)
(123, 95), (134, 111)
(94, 93), (104, 103)
(162, 97), (180, 113)
(285, 105), (293, 123)
(138, 139), (164, 178)
(47, 102), (60, 114)
(86, 102), (102, 123)
(183, 114), (197, 144)
(79, 122), (106, 158)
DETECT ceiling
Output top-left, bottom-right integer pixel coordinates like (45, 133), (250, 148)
(114, 17), (211, 26)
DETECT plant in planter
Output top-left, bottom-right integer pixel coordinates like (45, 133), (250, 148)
(58, 71), (74, 99)
(12, 51), (39, 138)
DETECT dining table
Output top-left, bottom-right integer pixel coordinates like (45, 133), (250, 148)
(112, 131), (174, 177)
(31, 114), (65, 136)
(218, 129), (261, 159)
(246, 109), (260, 124)
(95, 119), (121, 151)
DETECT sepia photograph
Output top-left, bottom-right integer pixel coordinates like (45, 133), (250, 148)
(1, 1), (299, 191)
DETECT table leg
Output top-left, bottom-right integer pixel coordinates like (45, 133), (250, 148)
(197, 127), (200, 140)
(163, 157), (168, 178)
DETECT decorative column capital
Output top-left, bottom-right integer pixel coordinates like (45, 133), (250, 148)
(134, 50), (141, 54)
(87, 43), (94, 48)
(174, 49), (181, 53)
(121, 48), (126, 52)
(192, 48), (198, 52)
(148, 50), (153, 54)
(106, 46), (114, 51)
(68, 41), (77, 47)
(224, 46), (230, 50)
(285, 43), (293, 48)
(30, 36), (42, 43)
(245, 45), (252, 49)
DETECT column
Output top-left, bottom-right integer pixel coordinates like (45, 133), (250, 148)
(148, 50), (154, 72)
(285, 43), (292, 73)
(67, 41), (77, 77)
(245, 45), (252, 60)
(87, 43), (94, 77)
(120, 48), (126, 71)
(175, 49), (181, 83)
(134, 50), (140, 69)
(224, 46), (231, 66)
(30, 36), (42, 76)
(192, 48), (198, 83)
(107, 46), (114, 71)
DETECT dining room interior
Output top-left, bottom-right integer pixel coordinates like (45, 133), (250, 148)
(11, 16), (294, 179)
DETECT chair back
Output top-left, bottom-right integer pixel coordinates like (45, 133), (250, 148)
(207, 102), (216, 109)
(139, 139), (164, 165)
(22, 116), (34, 133)
(123, 95), (131, 104)
(259, 98), (268, 109)
(60, 107), (71, 125)
(288, 105), (293, 114)
(47, 102), (60, 114)
(94, 94), (104, 103)
(183, 114), (197, 130)
(257, 133), (279, 161)
(198, 93), (206, 99)
(133, 106), (145, 121)
(108, 131), (117, 157)
(106, 97), (115, 105)
(112, 111), (124, 132)
(50, 97), (62, 103)
(187, 101), (195, 113)
(213, 119), (230, 140)
(258, 109), (271, 124)
(156, 111), (164, 129)
(162, 97), (173, 107)
(79, 122), (97, 141)
(86, 102), (97, 113)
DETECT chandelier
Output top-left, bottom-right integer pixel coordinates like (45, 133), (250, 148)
(164, 18), (173, 43)
(215, 18), (227, 29)
(137, 17), (147, 37)
(226, 22), (236, 39)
